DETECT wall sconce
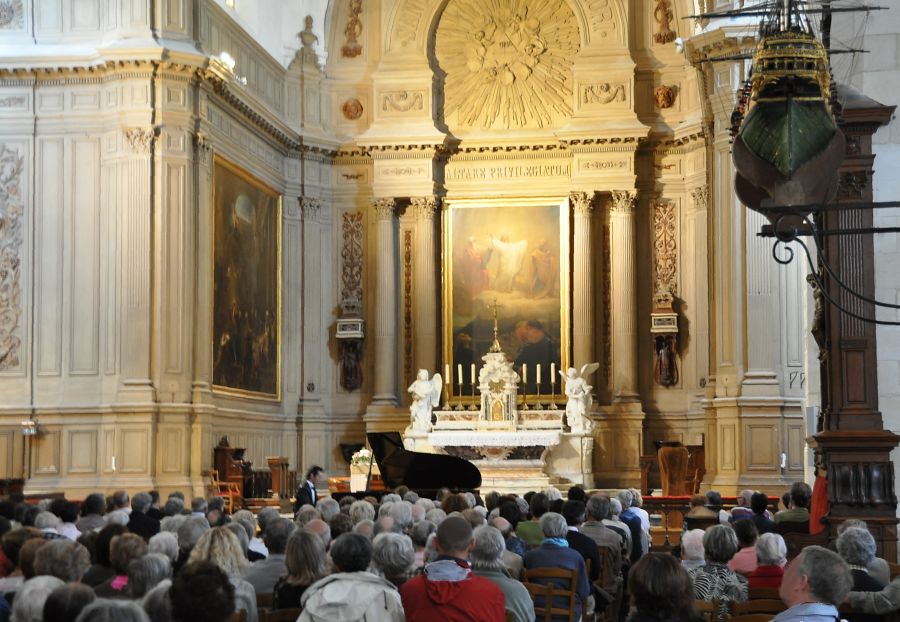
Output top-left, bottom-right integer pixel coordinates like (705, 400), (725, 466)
(20, 419), (38, 436)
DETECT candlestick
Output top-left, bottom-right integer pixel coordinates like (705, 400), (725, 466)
(520, 365), (530, 410)
(468, 375), (478, 411)
(549, 375), (558, 410)
(534, 364), (543, 410)
(470, 363), (476, 385)
(457, 364), (463, 385)
(445, 364), (450, 383)
(442, 365), (451, 410)
(454, 377), (465, 411)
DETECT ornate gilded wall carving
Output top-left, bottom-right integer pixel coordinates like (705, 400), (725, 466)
(0, 144), (23, 371)
(434, 0), (580, 130)
(340, 211), (363, 312)
(653, 201), (677, 296)
(342, 0), (363, 58)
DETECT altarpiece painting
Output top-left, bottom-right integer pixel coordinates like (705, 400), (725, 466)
(443, 197), (570, 398)
(212, 156), (281, 398)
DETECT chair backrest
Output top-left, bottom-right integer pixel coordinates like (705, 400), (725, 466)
(684, 515), (719, 532)
(524, 566), (580, 622)
(596, 545), (611, 588)
(732, 599), (787, 615)
(256, 592), (273, 609)
(889, 562), (900, 580)
(730, 614), (780, 622)
(747, 587), (781, 600)
(775, 520), (810, 536)
(693, 599), (719, 622)
(260, 608), (302, 622)
(229, 610), (248, 622)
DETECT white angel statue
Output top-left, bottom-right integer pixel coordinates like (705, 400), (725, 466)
(408, 369), (442, 433)
(560, 363), (599, 433)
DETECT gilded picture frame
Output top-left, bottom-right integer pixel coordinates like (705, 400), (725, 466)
(211, 155), (282, 400)
(443, 197), (570, 399)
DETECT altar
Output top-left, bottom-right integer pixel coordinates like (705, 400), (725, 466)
(404, 313), (595, 494)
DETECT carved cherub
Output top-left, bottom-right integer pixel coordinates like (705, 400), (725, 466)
(560, 363), (600, 434)
(408, 369), (443, 433)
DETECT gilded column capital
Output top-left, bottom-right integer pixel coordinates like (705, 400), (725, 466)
(301, 197), (322, 221)
(610, 190), (637, 214)
(371, 197), (396, 220)
(410, 196), (439, 221)
(570, 191), (595, 217)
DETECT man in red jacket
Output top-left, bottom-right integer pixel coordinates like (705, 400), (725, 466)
(401, 515), (505, 621)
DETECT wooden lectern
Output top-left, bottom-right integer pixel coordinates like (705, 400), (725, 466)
(267, 456), (290, 499)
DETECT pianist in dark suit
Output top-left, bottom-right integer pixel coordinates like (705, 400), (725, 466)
(294, 465), (325, 513)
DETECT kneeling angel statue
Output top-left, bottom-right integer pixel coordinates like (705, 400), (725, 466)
(408, 369), (443, 433)
(561, 363), (599, 433)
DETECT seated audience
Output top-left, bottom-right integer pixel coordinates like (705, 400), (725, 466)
(562, 500), (601, 583)
(82, 524), (127, 587)
(370, 532), (415, 589)
(19, 536), (49, 579)
(471, 525), (535, 622)
(496, 501), (528, 557)
(174, 516), (210, 571)
(253, 507), (281, 558)
(577, 494), (623, 590)
(630, 489), (651, 534)
(601, 497), (632, 565)
(728, 519), (759, 575)
(775, 482), (811, 525)
(410, 520), (435, 569)
(169, 561), (236, 622)
(750, 492), (775, 534)
(837, 526), (885, 622)
(94, 532), (148, 598)
(35, 511), (66, 539)
(242, 517), (293, 596)
(0, 527), (40, 593)
(730, 490), (755, 522)
(402, 516), (505, 622)
(11, 575), (64, 622)
(706, 491), (731, 524)
(272, 529), (328, 610)
(146, 491), (165, 521)
(188, 527), (257, 622)
(301, 532), (404, 621)
(680, 529), (706, 575)
(838, 520), (890, 585)
(516, 492), (549, 548)
(488, 517), (523, 579)
(129, 492), (161, 542)
(147, 532), (179, 565)
(627, 552), (704, 622)
(74, 599), (151, 622)
(775, 546), (852, 622)
(128, 553), (172, 598)
(43, 583), (96, 622)
(33, 538), (91, 582)
(747, 532), (787, 589)
(691, 524), (747, 620)
(617, 489), (646, 561)
(329, 513), (353, 540)
(57, 501), (82, 541)
(685, 494), (717, 520)
(77, 493), (107, 533)
(523, 512), (591, 622)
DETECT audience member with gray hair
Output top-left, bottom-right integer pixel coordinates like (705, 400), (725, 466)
(11, 575), (64, 622)
(159, 514), (185, 535)
(190, 497), (207, 517)
(162, 496), (185, 518)
(105, 510), (130, 527)
(747, 533), (787, 590)
(692, 525), (747, 620)
(410, 520), (435, 568)
(304, 518), (331, 549)
(349, 500), (375, 525)
(731, 489), (756, 521)
(128, 553), (172, 598)
(616, 489), (646, 561)
(353, 519), (374, 539)
(837, 527), (886, 595)
(838, 520), (890, 585)
(680, 528), (706, 573)
(387, 501), (414, 532)
(35, 511), (63, 536)
(603, 497), (633, 560)
(578, 494), (624, 590)
(522, 512), (590, 622)
(316, 498), (340, 523)
(34, 538), (91, 582)
(243, 517), (295, 596)
(470, 525), (535, 622)
(75, 599), (151, 622)
(77, 493), (107, 533)
(128, 492), (160, 542)
(370, 532), (415, 588)
(42, 583), (96, 622)
(777, 546), (852, 622)
(175, 516), (210, 568)
(424, 508), (446, 526)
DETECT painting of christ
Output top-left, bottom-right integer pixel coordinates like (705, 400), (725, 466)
(443, 198), (569, 397)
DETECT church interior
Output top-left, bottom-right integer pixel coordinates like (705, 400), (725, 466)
(0, 0), (899, 556)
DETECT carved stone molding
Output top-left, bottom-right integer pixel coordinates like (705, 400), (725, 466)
(301, 197), (322, 221)
(342, 0), (363, 58)
(652, 201), (677, 296)
(653, 85), (677, 109)
(371, 197), (396, 220)
(610, 190), (636, 214)
(410, 197), (438, 221)
(0, 0), (23, 30)
(0, 143), (23, 371)
(690, 185), (709, 212)
(435, 0), (580, 129)
(583, 83), (626, 105)
(0, 95), (25, 108)
(124, 127), (156, 152)
(382, 91), (424, 113)
(653, 0), (677, 44)
(341, 98), (364, 120)
(570, 191), (595, 216)
(340, 211), (364, 314)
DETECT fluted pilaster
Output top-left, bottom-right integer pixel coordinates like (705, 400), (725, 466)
(411, 197), (438, 375)
(571, 191), (595, 370)
(371, 198), (398, 405)
(610, 190), (638, 400)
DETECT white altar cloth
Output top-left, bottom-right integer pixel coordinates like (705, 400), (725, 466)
(428, 430), (561, 447)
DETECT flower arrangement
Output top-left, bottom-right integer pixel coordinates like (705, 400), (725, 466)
(350, 448), (372, 467)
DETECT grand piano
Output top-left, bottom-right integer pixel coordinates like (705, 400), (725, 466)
(331, 432), (482, 498)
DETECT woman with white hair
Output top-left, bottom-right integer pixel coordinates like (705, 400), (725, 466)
(188, 527), (257, 622)
(691, 524), (747, 620)
(12, 576), (63, 622)
(747, 532), (787, 589)
(471, 525), (535, 622)
(148, 531), (179, 564)
(75, 599), (151, 622)
(837, 527), (885, 594)
(370, 532), (415, 588)
(680, 529), (706, 575)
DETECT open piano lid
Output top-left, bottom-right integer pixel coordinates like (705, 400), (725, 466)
(367, 432), (482, 492)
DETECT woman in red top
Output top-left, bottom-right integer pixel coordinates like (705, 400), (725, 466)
(747, 532), (787, 589)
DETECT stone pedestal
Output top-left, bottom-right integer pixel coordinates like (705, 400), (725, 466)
(594, 402), (644, 488)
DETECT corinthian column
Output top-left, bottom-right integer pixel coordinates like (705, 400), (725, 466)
(412, 197), (438, 374)
(570, 192), (595, 370)
(371, 198), (398, 406)
(609, 190), (639, 401)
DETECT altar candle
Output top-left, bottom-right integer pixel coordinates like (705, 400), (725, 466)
(457, 364), (463, 385)
(551, 363), (556, 380)
(445, 364), (450, 384)
(536, 364), (542, 385)
(470, 364), (476, 384)
(522, 364), (527, 384)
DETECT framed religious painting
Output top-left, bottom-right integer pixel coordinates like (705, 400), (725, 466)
(211, 155), (282, 399)
(442, 197), (570, 400)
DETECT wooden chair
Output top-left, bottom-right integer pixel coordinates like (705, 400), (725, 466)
(260, 609), (302, 622)
(693, 599), (719, 622)
(732, 599), (786, 615)
(684, 515), (719, 532)
(524, 566), (581, 622)
(256, 593), (273, 608)
(505, 611), (515, 622)
(889, 562), (900, 580)
(229, 611), (248, 622)
(730, 614), (778, 622)
(747, 587), (781, 600)
(209, 469), (242, 514)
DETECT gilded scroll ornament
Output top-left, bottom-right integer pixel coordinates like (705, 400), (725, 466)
(435, 0), (579, 129)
